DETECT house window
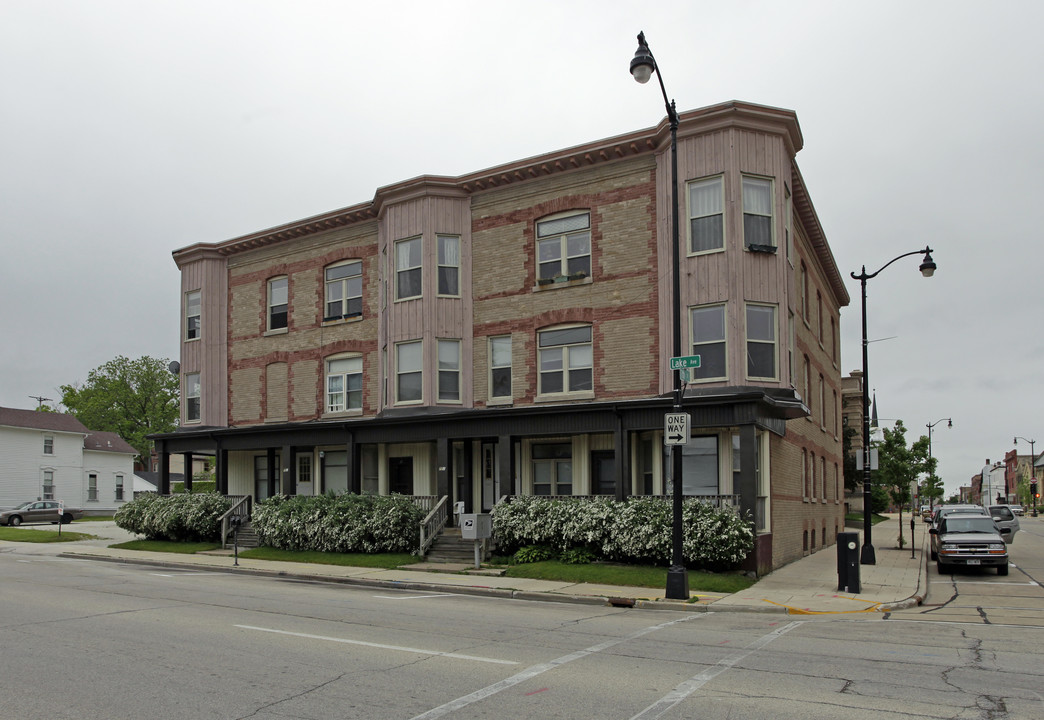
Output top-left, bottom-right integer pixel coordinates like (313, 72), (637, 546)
(756, 433), (770, 532)
(785, 184), (793, 263)
(742, 176), (773, 247)
(185, 372), (201, 422)
(396, 237), (422, 300)
(298, 455), (312, 484)
(88, 473), (98, 501)
(268, 277), (288, 330)
(325, 261), (362, 321)
(437, 235), (460, 297)
(817, 291), (823, 342)
(668, 436), (720, 495)
(115, 474), (124, 501)
(803, 356), (811, 417)
(326, 356), (362, 413)
(746, 304), (777, 380)
(538, 325), (592, 395)
(489, 336), (512, 399)
(788, 312), (796, 386)
(536, 212), (590, 281)
(532, 442), (572, 496)
(395, 340), (422, 403)
(185, 290), (201, 340)
(42, 470), (54, 500)
(801, 263), (809, 322)
(819, 374), (826, 429)
(802, 449), (809, 499)
(437, 339), (461, 402)
(43, 435), (53, 455)
(810, 453), (817, 501)
(687, 176), (724, 253)
(691, 304), (726, 381)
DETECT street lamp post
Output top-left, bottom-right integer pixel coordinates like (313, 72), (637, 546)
(1014, 436), (1037, 516)
(926, 417), (951, 509)
(630, 31), (688, 599)
(851, 247), (937, 565)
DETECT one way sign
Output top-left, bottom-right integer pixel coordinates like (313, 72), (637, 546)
(664, 412), (689, 445)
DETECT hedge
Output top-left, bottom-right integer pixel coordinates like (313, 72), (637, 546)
(114, 492), (234, 542)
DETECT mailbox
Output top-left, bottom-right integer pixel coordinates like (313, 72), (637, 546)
(460, 513), (492, 540)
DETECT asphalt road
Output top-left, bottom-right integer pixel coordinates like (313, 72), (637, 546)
(3, 528), (1044, 719)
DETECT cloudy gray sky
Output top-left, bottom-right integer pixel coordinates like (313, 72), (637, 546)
(2, 0), (1041, 497)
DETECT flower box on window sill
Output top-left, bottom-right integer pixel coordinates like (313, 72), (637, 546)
(537, 273), (590, 290)
(746, 243), (777, 254)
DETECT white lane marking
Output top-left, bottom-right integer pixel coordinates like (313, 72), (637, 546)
(929, 580), (1038, 586)
(630, 620), (803, 720)
(409, 614), (708, 720)
(373, 594), (457, 600)
(235, 625), (516, 665)
(150, 572), (218, 577)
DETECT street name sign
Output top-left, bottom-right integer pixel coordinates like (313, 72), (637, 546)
(664, 412), (689, 445)
(669, 355), (701, 370)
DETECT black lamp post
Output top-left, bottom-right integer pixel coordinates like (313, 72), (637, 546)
(851, 247), (936, 565)
(630, 31), (688, 599)
(926, 417), (951, 509)
(1014, 436), (1037, 516)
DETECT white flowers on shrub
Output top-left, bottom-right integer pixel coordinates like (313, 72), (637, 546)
(491, 496), (754, 569)
(114, 492), (234, 542)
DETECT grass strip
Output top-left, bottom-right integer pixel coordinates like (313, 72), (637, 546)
(0, 527), (95, 543)
(501, 561), (755, 593)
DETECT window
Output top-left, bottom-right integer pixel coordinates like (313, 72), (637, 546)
(800, 263), (809, 322)
(489, 336), (512, 399)
(830, 317), (837, 363)
(819, 374), (826, 428)
(115, 474), (124, 501)
(396, 237), (422, 300)
(788, 312), (796, 386)
(88, 473), (98, 501)
(691, 304), (726, 381)
(803, 356), (811, 417)
(185, 290), (201, 340)
(820, 456), (827, 502)
(802, 449), (809, 499)
(810, 453), (816, 501)
(675, 436), (719, 495)
(817, 291), (823, 342)
(537, 212), (590, 280)
(43, 435), (53, 455)
(42, 470), (54, 500)
(687, 176), (723, 253)
(185, 372), (201, 422)
(325, 261), (362, 321)
(538, 325), (592, 395)
(437, 235), (460, 296)
(746, 304), (777, 379)
(742, 176), (773, 247)
(326, 356), (362, 413)
(785, 184), (793, 263)
(298, 455), (312, 484)
(396, 341), (422, 403)
(438, 339), (461, 402)
(532, 442), (572, 496)
(268, 277), (288, 330)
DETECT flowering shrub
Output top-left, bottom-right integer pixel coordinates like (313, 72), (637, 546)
(492, 496), (753, 570)
(114, 492), (233, 542)
(251, 494), (423, 554)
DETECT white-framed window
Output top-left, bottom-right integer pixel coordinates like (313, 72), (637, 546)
(437, 339), (461, 402)
(489, 335), (512, 400)
(268, 277), (288, 331)
(745, 303), (777, 380)
(185, 372), (201, 422)
(536, 212), (590, 281)
(788, 311), (796, 386)
(532, 442), (573, 496)
(804, 356), (812, 418)
(538, 325), (592, 395)
(326, 356), (362, 413)
(325, 261), (362, 321)
(115, 474), (124, 501)
(690, 304), (726, 381)
(43, 435), (53, 455)
(742, 176), (773, 247)
(42, 470), (54, 500)
(756, 432), (770, 532)
(802, 449), (809, 500)
(88, 473), (98, 501)
(687, 176), (724, 253)
(396, 237), (422, 300)
(185, 290), (201, 340)
(395, 340), (422, 403)
(437, 235), (460, 297)
(298, 455), (312, 484)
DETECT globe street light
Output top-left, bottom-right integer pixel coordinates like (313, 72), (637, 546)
(925, 418), (951, 510)
(1014, 436), (1037, 516)
(851, 247), (936, 565)
(630, 31), (688, 599)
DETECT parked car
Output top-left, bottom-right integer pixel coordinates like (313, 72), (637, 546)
(1010, 505), (1024, 517)
(0, 501), (84, 526)
(930, 504), (987, 529)
(929, 513), (1010, 575)
(987, 505), (1020, 543)
(920, 505), (932, 522)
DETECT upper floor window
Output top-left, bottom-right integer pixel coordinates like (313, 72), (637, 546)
(784, 184), (793, 263)
(395, 340), (422, 403)
(690, 304), (726, 381)
(325, 261), (362, 321)
(43, 435), (53, 455)
(115, 474), (124, 501)
(42, 470), (54, 500)
(537, 212), (590, 281)
(185, 372), (201, 422)
(185, 290), (201, 340)
(538, 325), (592, 395)
(742, 176), (773, 248)
(489, 335), (512, 400)
(437, 339), (461, 402)
(745, 304), (777, 380)
(268, 277), (288, 331)
(437, 235), (460, 297)
(687, 176), (724, 253)
(816, 291), (823, 342)
(326, 356), (362, 413)
(396, 237), (422, 300)
(800, 263), (809, 322)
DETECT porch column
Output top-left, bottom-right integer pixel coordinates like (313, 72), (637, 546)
(216, 446), (228, 494)
(738, 425), (759, 566)
(346, 435), (358, 494)
(461, 439), (474, 512)
(182, 452), (194, 492)
(266, 447), (277, 497)
(497, 435), (514, 496)
(614, 419), (628, 502)
(282, 445), (296, 496)
(436, 437), (451, 500)
(158, 445), (170, 495)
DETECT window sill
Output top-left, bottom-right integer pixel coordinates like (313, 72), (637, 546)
(487, 398), (513, 407)
(535, 391), (595, 403)
(323, 409), (363, 419)
(264, 328), (289, 337)
(184, 337), (200, 343)
(534, 276), (592, 291)
(322, 315), (363, 327)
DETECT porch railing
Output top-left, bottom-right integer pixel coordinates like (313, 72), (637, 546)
(504, 494), (742, 509)
(220, 495), (252, 549)
(417, 495), (449, 557)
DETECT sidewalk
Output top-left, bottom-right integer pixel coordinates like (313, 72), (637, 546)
(46, 515), (930, 615)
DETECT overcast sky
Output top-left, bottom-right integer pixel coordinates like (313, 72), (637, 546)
(2, 0), (1041, 498)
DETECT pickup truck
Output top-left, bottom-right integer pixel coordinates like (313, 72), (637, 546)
(0, 501), (84, 526)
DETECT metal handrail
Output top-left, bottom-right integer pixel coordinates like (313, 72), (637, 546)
(417, 496), (449, 556)
(220, 495), (252, 549)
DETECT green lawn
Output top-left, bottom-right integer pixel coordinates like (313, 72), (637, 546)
(239, 547), (418, 569)
(110, 539), (222, 554)
(501, 560), (755, 593)
(0, 527), (95, 543)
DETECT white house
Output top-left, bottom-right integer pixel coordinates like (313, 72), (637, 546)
(0, 406), (136, 512)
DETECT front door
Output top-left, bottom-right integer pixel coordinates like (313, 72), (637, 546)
(481, 443), (499, 511)
(389, 457), (414, 495)
(591, 450), (615, 495)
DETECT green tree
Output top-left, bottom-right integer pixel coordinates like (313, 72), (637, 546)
(842, 424), (859, 492)
(60, 355), (179, 463)
(874, 420), (932, 545)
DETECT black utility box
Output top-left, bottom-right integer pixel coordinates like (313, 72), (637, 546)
(836, 531), (861, 593)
